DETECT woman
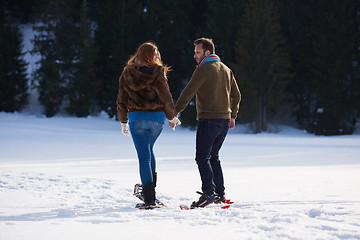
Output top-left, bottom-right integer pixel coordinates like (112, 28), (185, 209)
(117, 42), (180, 209)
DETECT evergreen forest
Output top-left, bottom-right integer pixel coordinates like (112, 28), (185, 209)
(1, 0), (359, 135)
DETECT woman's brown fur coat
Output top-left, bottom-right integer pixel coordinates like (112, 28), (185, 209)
(116, 66), (176, 123)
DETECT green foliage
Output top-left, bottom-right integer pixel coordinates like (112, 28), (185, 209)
(178, 101), (198, 130)
(0, 5), (28, 112)
(276, 0), (360, 135)
(93, 0), (196, 118)
(142, 0), (196, 97)
(141, 0), (197, 127)
(65, 0), (98, 117)
(307, 0), (360, 135)
(32, 0), (99, 117)
(207, 0), (245, 64)
(234, 0), (292, 133)
(275, 0), (316, 130)
(2, 0), (360, 135)
(93, 0), (145, 118)
(31, 0), (78, 117)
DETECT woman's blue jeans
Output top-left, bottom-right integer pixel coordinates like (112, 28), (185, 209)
(195, 119), (230, 195)
(129, 120), (164, 187)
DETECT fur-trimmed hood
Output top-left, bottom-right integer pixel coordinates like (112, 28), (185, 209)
(122, 66), (163, 101)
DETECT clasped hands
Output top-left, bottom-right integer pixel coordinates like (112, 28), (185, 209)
(168, 116), (181, 131)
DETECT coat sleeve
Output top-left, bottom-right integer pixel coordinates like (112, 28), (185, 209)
(153, 70), (177, 120)
(230, 71), (241, 119)
(175, 67), (205, 114)
(116, 72), (129, 123)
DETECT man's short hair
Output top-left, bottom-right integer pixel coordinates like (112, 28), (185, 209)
(194, 38), (215, 54)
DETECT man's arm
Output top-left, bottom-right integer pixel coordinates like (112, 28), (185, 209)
(175, 67), (205, 114)
(229, 71), (241, 130)
(230, 71), (241, 119)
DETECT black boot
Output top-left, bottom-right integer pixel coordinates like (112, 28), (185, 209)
(152, 172), (157, 188)
(214, 193), (227, 204)
(190, 189), (215, 209)
(142, 182), (156, 208)
(152, 172), (157, 200)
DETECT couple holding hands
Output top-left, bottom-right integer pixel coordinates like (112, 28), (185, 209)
(117, 38), (241, 209)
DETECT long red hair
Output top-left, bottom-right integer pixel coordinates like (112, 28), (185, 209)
(126, 42), (170, 75)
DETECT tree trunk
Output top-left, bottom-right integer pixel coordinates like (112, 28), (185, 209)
(256, 96), (267, 133)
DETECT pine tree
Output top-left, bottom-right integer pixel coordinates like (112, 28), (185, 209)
(234, 0), (292, 133)
(95, 0), (142, 117)
(93, 0), (145, 118)
(94, 0), (196, 119)
(275, 0), (316, 131)
(0, 3), (28, 112)
(31, 0), (78, 117)
(65, 0), (98, 117)
(141, 0), (196, 126)
(207, 0), (245, 64)
(142, 0), (195, 91)
(307, 0), (360, 135)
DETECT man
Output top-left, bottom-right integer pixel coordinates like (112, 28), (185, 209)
(172, 38), (241, 208)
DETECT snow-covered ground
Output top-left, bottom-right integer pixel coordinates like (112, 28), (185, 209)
(1, 112), (360, 240)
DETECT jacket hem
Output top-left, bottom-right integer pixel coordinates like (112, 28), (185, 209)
(197, 113), (231, 120)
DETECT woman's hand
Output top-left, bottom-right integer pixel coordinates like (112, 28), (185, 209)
(121, 123), (130, 136)
(168, 117), (181, 131)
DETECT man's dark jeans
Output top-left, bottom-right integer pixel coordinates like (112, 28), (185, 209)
(195, 119), (230, 196)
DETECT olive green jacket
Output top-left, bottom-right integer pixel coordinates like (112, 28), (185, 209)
(175, 61), (241, 119)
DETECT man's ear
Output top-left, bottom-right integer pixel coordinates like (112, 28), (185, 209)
(204, 50), (211, 56)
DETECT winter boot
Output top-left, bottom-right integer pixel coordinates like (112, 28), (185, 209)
(190, 190), (215, 209)
(142, 182), (156, 209)
(152, 172), (157, 188)
(214, 193), (227, 204)
(152, 172), (157, 200)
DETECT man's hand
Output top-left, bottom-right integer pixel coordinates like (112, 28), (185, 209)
(229, 118), (235, 129)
